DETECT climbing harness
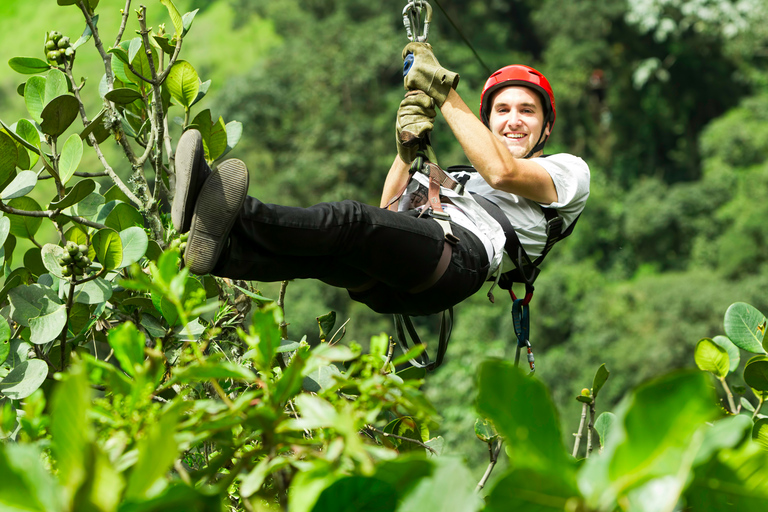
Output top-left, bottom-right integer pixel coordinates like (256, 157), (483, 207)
(402, 0), (432, 43)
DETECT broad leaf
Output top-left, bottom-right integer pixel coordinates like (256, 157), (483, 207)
(92, 228), (122, 270)
(753, 419), (768, 451)
(0, 444), (64, 511)
(7, 196), (43, 238)
(0, 360), (48, 399)
(0, 317), (10, 365)
(72, 15), (97, 50)
(311, 476), (397, 512)
(743, 356), (768, 392)
(474, 418), (497, 442)
(44, 69), (68, 105)
(592, 363), (610, 398)
(694, 338), (730, 378)
(118, 226), (148, 268)
(724, 302), (767, 354)
(73, 278), (112, 305)
(594, 412), (616, 447)
(160, 0), (184, 36)
(40, 95), (79, 137)
(396, 457), (483, 512)
(182, 9), (199, 35)
(104, 88), (143, 105)
(29, 304), (67, 345)
(302, 364), (342, 392)
(166, 60), (199, 108)
(485, 467), (578, 512)
(712, 335), (740, 373)
(58, 134), (83, 184)
(50, 179), (96, 210)
(8, 57), (50, 74)
(246, 304), (283, 372)
(0, 216), (9, 247)
(1, 170), (37, 199)
(105, 203), (144, 232)
(14, 119), (41, 168)
(0, 131), (19, 185)
(476, 360), (574, 476)
(24, 76), (46, 122)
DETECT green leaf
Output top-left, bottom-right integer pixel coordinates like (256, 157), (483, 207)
(594, 412), (616, 447)
(286, 394), (338, 430)
(118, 226), (148, 268)
(166, 60), (199, 108)
(247, 304), (283, 372)
(73, 278), (112, 305)
(311, 476), (397, 512)
(0, 359), (48, 399)
(207, 116), (228, 161)
(695, 338), (730, 378)
(474, 418), (498, 443)
(316, 311), (336, 341)
(8, 57), (50, 75)
(485, 467), (578, 512)
(476, 360), (574, 475)
(104, 87), (143, 105)
(224, 120), (243, 157)
(0, 317), (10, 366)
(123, 404), (182, 500)
(107, 322), (144, 377)
(160, 0), (184, 36)
(29, 304), (67, 345)
(171, 362), (255, 383)
(80, 109), (111, 145)
(0, 131), (19, 185)
(50, 179), (96, 210)
(753, 418), (768, 451)
(302, 363), (342, 392)
(0, 444), (64, 511)
(49, 361), (92, 501)
(70, 191), (105, 218)
(744, 356), (768, 392)
(15, 119), (41, 168)
(58, 133), (83, 184)
(24, 76), (46, 122)
(128, 37), (142, 65)
(0, 170), (36, 200)
(0, 216), (10, 247)
(40, 95), (79, 137)
(72, 15), (97, 50)
(592, 363), (610, 398)
(396, 457), (483, 512)
(44, 69), (68, 105)
(182, 9), (199, 35)
(694, 414), (753, 466)
(7, 196), (43, 238)
(724, 302), (767, 354)
(712, 335), (740, 373)
(190, 79), (210, 108)
(92, 228), (123, 270)
(105, 202), (144, 232)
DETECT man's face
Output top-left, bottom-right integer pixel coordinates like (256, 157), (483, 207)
(488, 86), (550, 158)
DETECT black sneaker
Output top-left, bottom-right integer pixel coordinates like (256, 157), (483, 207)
(173, 129), (210, 233)
(184, 159), (249, 275)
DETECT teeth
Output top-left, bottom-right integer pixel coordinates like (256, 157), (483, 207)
(505, 133), (525, 139)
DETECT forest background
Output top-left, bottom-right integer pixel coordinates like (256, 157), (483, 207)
(2, 0), (768, 473)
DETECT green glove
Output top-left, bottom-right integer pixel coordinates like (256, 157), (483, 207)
(395, 90), (436, 163)
(402, 42), (459, 107)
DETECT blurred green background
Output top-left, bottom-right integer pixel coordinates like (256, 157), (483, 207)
(2, 0), (768, 475)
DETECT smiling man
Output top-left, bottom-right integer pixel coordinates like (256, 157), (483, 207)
(173, 44), (589, 321)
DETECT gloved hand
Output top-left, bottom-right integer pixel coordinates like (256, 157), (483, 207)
(395, 90), (436, 163)
(402, 42), (459, 107)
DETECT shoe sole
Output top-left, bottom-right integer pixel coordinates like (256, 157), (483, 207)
(184, 159), (249, 275)
(172, 129), (205, 233)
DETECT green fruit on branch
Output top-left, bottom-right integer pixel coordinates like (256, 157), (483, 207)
(45, 40), (57, 52)
(49, 31), (62, 42)
(57, 36), (70, 49)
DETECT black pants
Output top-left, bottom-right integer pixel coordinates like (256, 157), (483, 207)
(212, 198), (490, 316)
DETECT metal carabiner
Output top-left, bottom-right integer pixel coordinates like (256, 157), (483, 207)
(402, 0), (432, 43)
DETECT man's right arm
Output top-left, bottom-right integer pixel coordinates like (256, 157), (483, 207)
(380, 155), (411, 209)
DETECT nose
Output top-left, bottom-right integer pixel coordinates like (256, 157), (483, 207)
(505, 111), (522, 128)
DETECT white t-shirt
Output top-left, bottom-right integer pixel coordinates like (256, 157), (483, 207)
(401, 153), (590, 277)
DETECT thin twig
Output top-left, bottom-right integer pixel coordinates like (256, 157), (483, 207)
(587, 401), (596, 458)
(380, 337), (396, 375)
(719, 377), (739, 415)
(573, 402), (588, 458)
(114, 0), (133, 47)
(476, 439), (503, 491)
(0, 202), (108, 230)
(277, 280), (289, 340)
(366, 425), (437, 455)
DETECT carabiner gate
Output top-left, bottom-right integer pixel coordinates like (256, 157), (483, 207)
(402, 0), (432, 43)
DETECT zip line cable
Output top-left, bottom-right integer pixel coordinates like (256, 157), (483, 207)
(431, 0), (492, 76)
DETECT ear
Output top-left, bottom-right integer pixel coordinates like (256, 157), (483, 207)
(543, 121), (552, 138)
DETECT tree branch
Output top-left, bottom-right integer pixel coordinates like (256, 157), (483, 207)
(366, 425), (437, 455)
(476, 439), (503, 491)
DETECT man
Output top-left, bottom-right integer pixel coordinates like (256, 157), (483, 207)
(173, 44), (589, 317)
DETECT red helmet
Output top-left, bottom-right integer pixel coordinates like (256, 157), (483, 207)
(479, 65), (556, 138)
